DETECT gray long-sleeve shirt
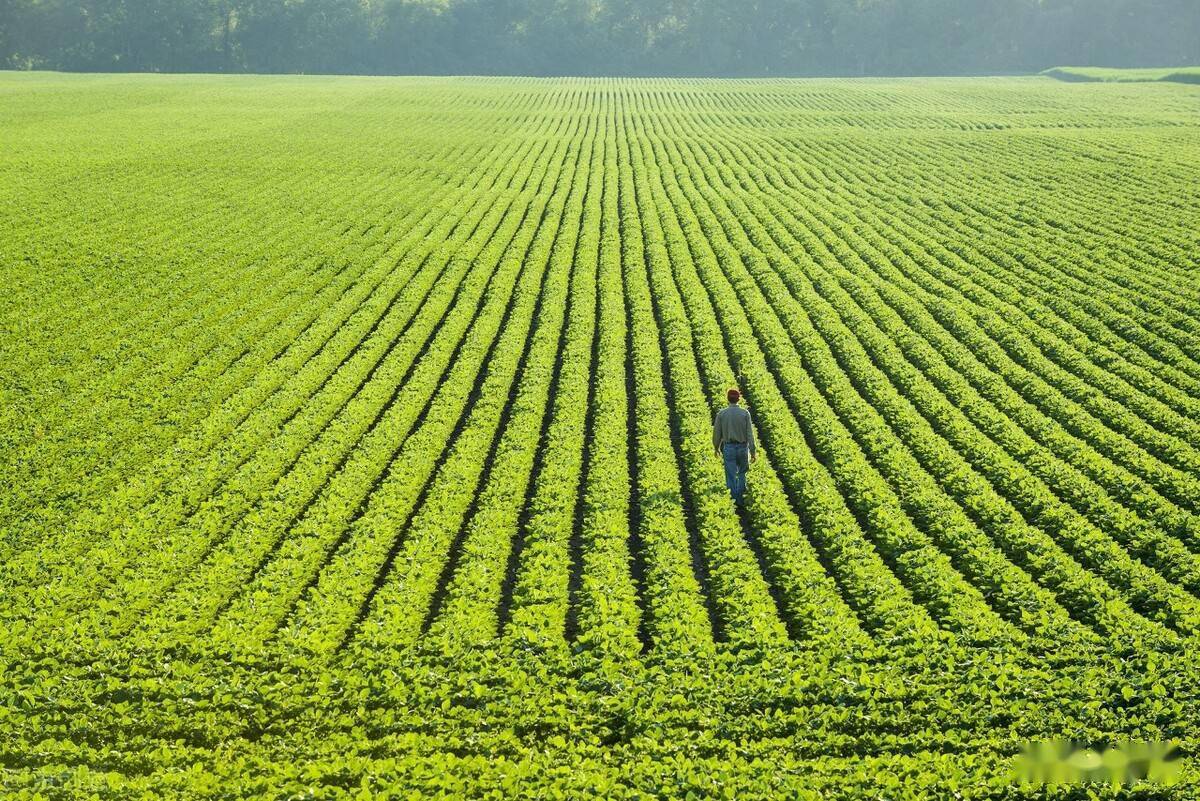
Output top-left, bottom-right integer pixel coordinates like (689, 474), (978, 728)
(713, 404), (757, 456)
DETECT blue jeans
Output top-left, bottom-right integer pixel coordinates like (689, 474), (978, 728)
(722, 442), (750, 505)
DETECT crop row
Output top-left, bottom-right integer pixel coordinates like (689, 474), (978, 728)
(652, 100), (1195, 642)
(7, 79), (1200, 664)
(676, 103), (1200, 637)
(1, 94), (590, 649)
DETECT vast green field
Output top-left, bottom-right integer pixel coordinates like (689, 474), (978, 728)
(2, 73), (1199, 798)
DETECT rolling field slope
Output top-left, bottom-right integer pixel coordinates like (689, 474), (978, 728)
(1, 73), (1199, 798)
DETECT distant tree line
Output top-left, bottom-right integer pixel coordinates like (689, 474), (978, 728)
(2, 0), (1198, 76)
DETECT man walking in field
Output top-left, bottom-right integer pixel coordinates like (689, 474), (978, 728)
(713, 388), (757, 507)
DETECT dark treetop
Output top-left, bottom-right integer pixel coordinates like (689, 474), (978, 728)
(3, 0), (1198, 77)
